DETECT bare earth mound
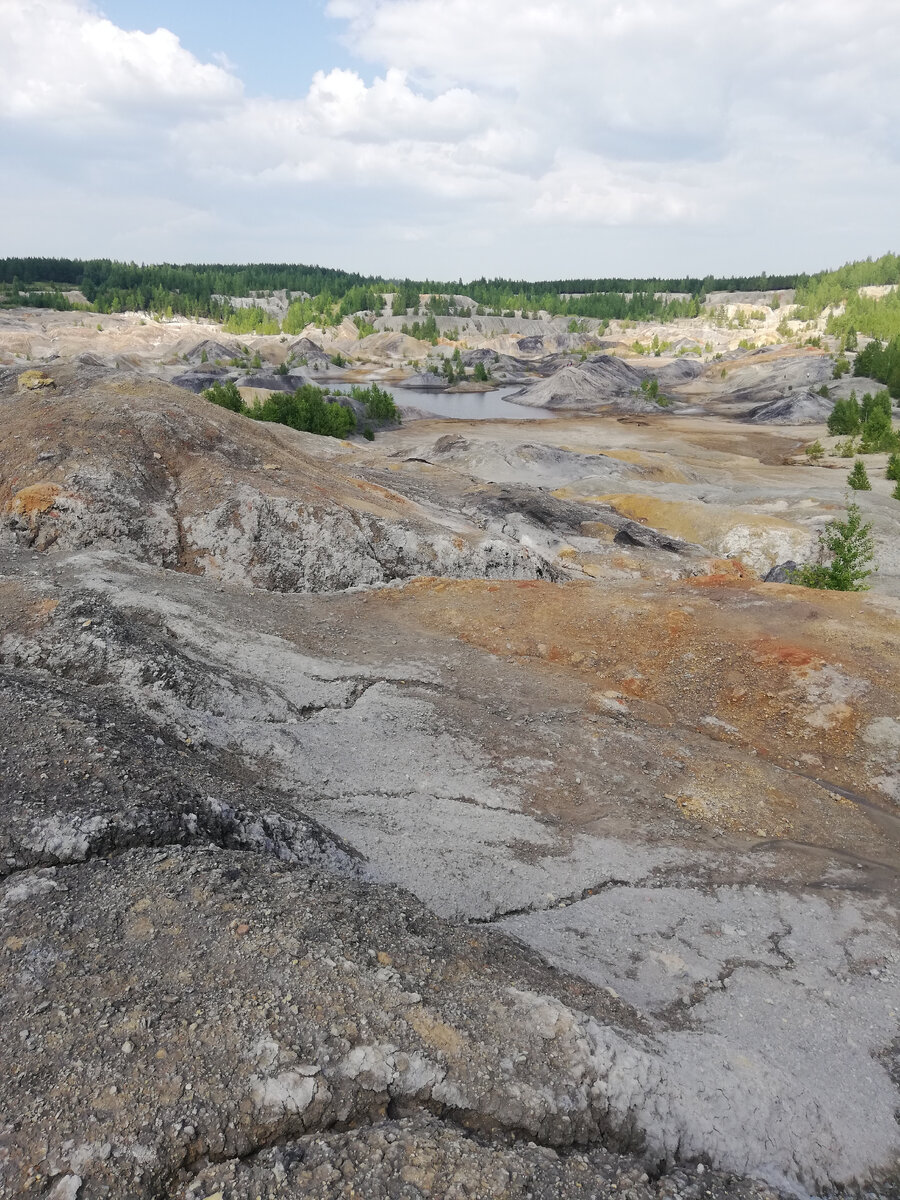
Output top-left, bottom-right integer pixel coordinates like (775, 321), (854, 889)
(510, 357), (659, 411)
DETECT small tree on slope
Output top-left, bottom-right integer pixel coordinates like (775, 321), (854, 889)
(791, 502), (876, 591)
(848, 459), (872, 491)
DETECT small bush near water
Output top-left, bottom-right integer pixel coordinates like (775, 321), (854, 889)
(204, 380), (356, 438)
(203, 379), (400, 439)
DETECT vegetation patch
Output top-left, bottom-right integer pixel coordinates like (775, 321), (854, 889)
(790, 502), (875, 591)
(203, 379), (399, 439)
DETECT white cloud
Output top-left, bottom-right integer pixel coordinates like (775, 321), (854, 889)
(1, 0), (899, 275)
(303, 67), (481, 141)
(0, 0), (241, 124)
(530, 153), (705, 225)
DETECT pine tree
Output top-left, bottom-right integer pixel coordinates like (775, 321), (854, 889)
(847, 459), (872, 490)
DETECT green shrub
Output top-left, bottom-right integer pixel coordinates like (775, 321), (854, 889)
(350, 383), (400, 422)
(848, 459), (872, 490)
(363, 427), (374, 441)
(886, 452), (900, 481)
(827, 392), (861, 435)
(862, 389), (891, 423)
(805, 440), (825, 462)
(354, 315), (377, 338)
(330, 352), (348, 367)
(473, 361), (490, 382)
(859, 390), (900, 452)
(833, 356), (850, 378)
(855, 335), (900, 397)
(251, 384), (355, 439)
(223, 306), (280, 336)
(893, 480), (900, 501)
(790, 502), (875, 591)
(203, 380), (246, 413)
(404, 314), (439, 344)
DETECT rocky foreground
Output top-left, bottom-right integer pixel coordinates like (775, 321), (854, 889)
(0, 324), (898, 1200)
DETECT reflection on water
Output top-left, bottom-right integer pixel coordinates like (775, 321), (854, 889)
(380, 384), (553, 421)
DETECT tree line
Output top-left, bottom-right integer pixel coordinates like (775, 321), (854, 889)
(0, 256), (813, 324)
(793, 253), (900, 343)
(3, 252), (897, 335)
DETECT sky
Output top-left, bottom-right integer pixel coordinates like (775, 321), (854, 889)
(2, 0), (899, 280)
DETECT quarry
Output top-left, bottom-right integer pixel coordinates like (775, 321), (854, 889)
(0, 282), (898, 1200)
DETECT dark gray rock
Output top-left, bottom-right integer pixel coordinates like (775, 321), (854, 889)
(613, 522), (695, 553)
(234, 374), (296, 393)
(763, 560), (799, 582)
(465, 484), (702, 555)
(650, 358), (704, 385)
(394, 372), (448, 390)
(171, 368), (231, 393)
(286, 336), (331, 366)
(185, 339), (237, 365)
(747, 391), (833, 425)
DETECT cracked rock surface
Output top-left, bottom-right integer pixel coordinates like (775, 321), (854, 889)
(0, 359), (898, 1199)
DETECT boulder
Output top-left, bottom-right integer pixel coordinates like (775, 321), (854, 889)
(17, 369), (55, 392)
(763, 560), (799, 582)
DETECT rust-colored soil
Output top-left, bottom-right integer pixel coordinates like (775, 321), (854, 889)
(369, 575), (900, 847)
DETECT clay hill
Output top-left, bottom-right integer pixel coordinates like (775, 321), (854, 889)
(0, 307), (898, 1200)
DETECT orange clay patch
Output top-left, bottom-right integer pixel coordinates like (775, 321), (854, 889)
(10, 483), (63, 516)
(750, 636), (818, 669)
(685, 558), (757, 587)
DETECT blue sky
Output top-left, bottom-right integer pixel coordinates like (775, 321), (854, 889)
(2, 0), (899, 279)
(98, 0), (355, 98)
